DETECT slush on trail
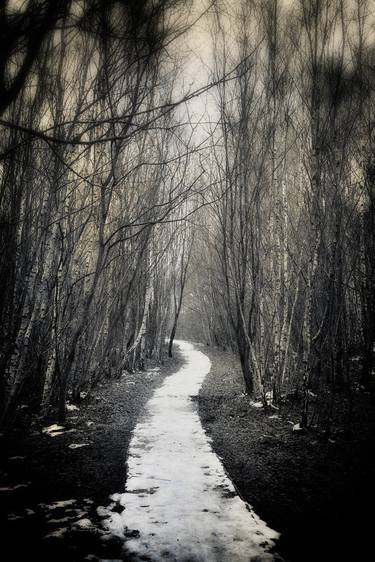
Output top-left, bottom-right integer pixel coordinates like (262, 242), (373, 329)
(98, 341), (280, 562)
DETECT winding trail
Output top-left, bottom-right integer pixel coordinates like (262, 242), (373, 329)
(101, 341), (280, 561)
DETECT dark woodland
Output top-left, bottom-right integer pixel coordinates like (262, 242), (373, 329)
(0, 1), (374, 561)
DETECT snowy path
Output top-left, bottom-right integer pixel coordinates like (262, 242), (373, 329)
(100, 341), (280, 561)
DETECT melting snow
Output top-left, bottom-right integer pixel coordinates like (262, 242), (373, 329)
(42, 424), (65, 435)
(8, 507), (36, 520)
(250, 400), (264, 409)
(68, 443), (89, 449)
(73, 518), (94, 530)
(66, 403), (80, 412)
(100, 340), (280, 561)
(8, 513), (24, 521)
(48, 516), (74, 524)
(97, 505), (112, 518)
(39, 499), (77, 510)
(44, 527), (68, 539)
(42, 423), (77, 437)
(0, 482), (30, 492)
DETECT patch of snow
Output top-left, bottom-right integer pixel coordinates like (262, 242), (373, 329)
(99, 340), (279, 561)
(0, 482), (30, 492)
(73, 518), (94, 530)
(292, 423), (305, 433)
(147, 367), (161, 373)
(250, 400), (264, 409)
(73, 509), (88, 519)
(40, 499), (77, 510)
(45, 427), (77, 437)
(43, 527), (68, 539)
(42, 423), (65, 435)
(42, 423), (77, 437)
(265, 391), (273, 406)
(97, 506), (112, 518)
(66, 403), (80, 412)
(268, 414), (279, 420)
(68, 443), (89, 449)
(109, 493), (126, 506)
(48, 516), (73, 524)
(80, 391), (88, 400)
(86, 421), (94, 427)
(8, 513), (24, 521)
(9, 508), (35, 519)
(8, 456), (25, 461)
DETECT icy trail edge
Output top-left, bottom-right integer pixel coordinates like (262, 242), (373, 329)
(99, 340), (280, 562)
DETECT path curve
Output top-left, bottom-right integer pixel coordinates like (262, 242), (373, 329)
(100, 341), (280, 561)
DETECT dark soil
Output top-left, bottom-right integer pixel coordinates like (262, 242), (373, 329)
(198, 345), (375, 562)
(2, 344), (374, 562)
(0, 351), (183, 562)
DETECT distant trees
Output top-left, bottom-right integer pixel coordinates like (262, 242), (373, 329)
(168, 223), (194, 357)
(193, 0), (375, 430)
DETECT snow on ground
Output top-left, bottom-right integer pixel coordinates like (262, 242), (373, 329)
(66, 403), (80, 412)
(0, 482), (31, 492)
(42, 424), (65, 436)
(99, 340), (280, 561)
(39, 499), (77, 510)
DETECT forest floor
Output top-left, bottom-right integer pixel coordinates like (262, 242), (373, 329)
(198, 345), (375, 562)
(0, 351), (183, 561)
(2, 344), (375, 562)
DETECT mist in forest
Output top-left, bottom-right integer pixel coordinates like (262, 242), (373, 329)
(0, 1), (374, 561)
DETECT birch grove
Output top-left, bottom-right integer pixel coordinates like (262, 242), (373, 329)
(0, 0), (374, 434)
(191, 0), (375, 430)
(0, 0), (202, 426)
